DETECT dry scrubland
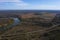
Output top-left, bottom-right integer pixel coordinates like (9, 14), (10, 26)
(1, 22), (60, 40)
(0, 18), (13, 26)
(0, 13), (60, 40)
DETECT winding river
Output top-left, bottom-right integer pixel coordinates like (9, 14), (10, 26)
(0, 17), (20, 32)
(13, 18), (20, 25)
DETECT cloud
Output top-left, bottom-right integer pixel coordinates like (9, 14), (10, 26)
(36, 5), (60, 10)
(0, 0), (21, 2)
(16, 2), (28, 7)
(23, 4), (60, 10)
(0, 0), (29, 8)
(0, 0), (60, 10)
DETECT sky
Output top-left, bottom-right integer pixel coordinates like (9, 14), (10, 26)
(0, 0), (60, 10)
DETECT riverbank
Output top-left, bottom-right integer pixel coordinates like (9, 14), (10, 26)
(0, 17), (20, 34)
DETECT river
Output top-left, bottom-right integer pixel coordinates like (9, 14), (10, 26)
(0, 17), (20, 32)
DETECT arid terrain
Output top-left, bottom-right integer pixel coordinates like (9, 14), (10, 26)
(0, 10), (60, 40)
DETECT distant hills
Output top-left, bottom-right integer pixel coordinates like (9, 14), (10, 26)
(0, 10), (60, 14)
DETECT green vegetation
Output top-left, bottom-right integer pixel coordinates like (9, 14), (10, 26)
(0, 18), (14, 27)
(0, 18), (14, 34)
